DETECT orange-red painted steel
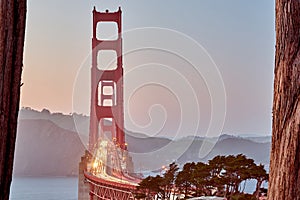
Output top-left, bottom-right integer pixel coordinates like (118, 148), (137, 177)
(89, 7), (126, 152)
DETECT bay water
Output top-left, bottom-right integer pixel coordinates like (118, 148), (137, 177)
(10, 177), (77, 200)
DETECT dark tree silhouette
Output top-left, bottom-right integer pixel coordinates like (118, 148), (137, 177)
(161, 162), (179, 199)
(175, 162), (195, 198)
(139, 155), (267, 199)
(251, 164), (268, 199)
(208, 155), (227, 194)
(192, 162), (210, 196)
(0, 0), (27, 199)
(268, 1), (300, 199)
(137, 175), (163, 199)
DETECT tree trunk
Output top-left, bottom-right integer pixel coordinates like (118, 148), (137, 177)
(254, 179), (262, 199)
(268, 1), (300, 200)
(0, 0), (26, 200)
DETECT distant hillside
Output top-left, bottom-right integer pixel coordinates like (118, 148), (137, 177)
(14, 108), (271, 176)
(242, 136), (272, 143)
(204, 138), (270, 164)
(19, 107), (89, 133)
(14, 119), (85, 176)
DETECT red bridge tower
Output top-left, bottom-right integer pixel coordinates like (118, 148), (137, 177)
(89, 7), (126, 152)
(78, 8), (136, 200)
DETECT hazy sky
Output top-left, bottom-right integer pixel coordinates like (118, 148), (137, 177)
(21, 1), (275, 137)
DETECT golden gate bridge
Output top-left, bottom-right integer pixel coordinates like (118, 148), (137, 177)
(78, 7), (141, 200)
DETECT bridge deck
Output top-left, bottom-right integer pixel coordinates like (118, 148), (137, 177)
(84, 171), (137, 190)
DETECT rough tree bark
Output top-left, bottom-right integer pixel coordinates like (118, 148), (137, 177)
(0, 0), (26, 200)
(268, 0), (300, 200)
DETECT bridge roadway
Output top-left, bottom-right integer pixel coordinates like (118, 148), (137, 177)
(83, 139), (140, 200)
(84, 170), (139, 200)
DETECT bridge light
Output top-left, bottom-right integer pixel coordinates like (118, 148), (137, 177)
(93, 161), (98, 168)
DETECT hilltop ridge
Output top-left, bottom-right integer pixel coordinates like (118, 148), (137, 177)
(14, 108), (271, 176)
